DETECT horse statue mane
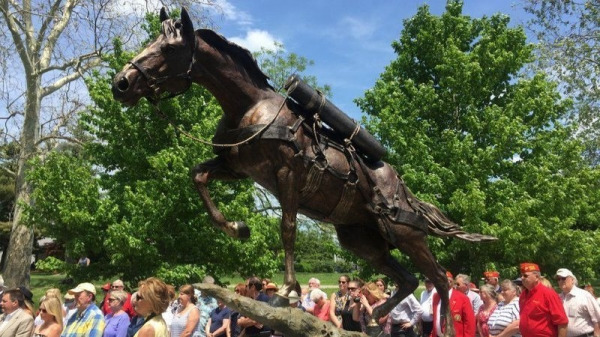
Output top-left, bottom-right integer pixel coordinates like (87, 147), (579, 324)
(197, 29), (274, 91)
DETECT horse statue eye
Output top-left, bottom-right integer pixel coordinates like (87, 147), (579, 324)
(163, 45), (176, 54)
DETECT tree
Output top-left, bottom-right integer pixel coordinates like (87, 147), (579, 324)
(357, 1), (600, 280)
(0, 0), (219, 287)
(523, 0), (600, 165)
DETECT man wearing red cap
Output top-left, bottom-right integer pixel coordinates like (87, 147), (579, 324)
(430, 271), (475, 337)
(484, 271), (500, 293)
(519, 262), (568, 337)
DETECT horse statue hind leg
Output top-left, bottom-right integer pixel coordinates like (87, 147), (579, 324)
(334, 219), (455, 337)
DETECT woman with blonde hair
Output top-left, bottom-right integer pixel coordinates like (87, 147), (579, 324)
(169, 285), (200, 337)
(352, 282), (390, 336)
(32, 297), (63, 337)
(476, 284), (497, 337)
(134, 277), (175, 337)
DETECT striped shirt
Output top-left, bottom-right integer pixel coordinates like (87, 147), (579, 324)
(488, 298), (521, 337)
(61, 303), (105, 337)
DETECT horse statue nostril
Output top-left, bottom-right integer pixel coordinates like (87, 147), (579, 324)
(117, 77), (129, 92)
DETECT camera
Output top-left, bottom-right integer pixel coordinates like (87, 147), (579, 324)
(353, 297), (361, 303)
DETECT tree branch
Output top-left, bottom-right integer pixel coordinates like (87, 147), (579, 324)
(39, 0), (78, 69)
(35, 0), (63, 57)
(40, 58), (102, 98)
(0, 0), (34, 73)
(194, 283), (364, 337)
(35, 136), (83, 147)
(39, 51), (100, 76)
(0, 165), (16, 178)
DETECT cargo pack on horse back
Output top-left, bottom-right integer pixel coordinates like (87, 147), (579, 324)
(112, 8), (495, 335)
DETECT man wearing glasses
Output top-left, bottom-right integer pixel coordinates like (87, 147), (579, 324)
(61, 282), (105, 337)
(519, 263), (568, 337)
(102, 280), (136, 319)
(555, 268), (600, 337)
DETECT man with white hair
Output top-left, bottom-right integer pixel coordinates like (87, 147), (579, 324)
(555, 268), (600, 337)
(103, 279), (135, 318)
(456, 274), (482, 315)
(302, 278), (320, 314)
(310, 289), (330, 322)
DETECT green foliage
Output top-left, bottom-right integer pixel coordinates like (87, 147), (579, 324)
(35, 257), (68, 273)
(254, 42), (331, 97)
(523, 0), (600, 165)
(357, 1), (600, 280)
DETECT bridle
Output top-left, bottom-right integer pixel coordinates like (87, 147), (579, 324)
(123, 30), (288, 149)
(127, 40), (195, 104)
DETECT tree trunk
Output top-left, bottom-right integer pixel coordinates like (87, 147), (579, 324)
(194, 283), (367, 337)
(2, 80), (41, 288)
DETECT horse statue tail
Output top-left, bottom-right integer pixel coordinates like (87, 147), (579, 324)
(413, 199), (497, 242)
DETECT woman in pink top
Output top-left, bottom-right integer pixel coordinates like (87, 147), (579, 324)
(310, 289), (331, 321)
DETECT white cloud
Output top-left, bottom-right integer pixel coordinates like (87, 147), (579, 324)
(338, 16), (377, 40)
(209, 0), (253, 26)
(229, 29), (280, 52)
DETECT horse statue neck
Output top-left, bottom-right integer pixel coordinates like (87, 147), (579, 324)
(189, 30), (276, 127)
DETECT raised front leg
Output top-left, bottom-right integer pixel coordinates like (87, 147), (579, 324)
(190, 157), (250, 239)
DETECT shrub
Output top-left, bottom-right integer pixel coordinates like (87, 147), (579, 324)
(35, 256), (67, 273)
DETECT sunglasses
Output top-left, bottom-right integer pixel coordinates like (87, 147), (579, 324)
(348, 287), (358, 291)
(556, 276), (567, 281)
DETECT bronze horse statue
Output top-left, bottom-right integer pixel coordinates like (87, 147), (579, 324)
(112, 8), (494, 335)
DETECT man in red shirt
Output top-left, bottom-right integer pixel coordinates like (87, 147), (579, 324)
(102, 279), (136, 318)
(519, 262), (568, 337)
(430, 271), (475, 337)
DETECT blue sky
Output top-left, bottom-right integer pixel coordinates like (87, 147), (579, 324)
(203, 1), (532, 119)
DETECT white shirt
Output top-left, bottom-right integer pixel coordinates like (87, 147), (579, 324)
(465, 289), (483, 315)
(560, 286), (600, 337)
(420, 288), (436, 322)
(390, 294), (423, 326)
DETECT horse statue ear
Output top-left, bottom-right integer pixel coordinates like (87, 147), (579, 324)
(180, 7), (195, 41)
(160, 7), (169, 22)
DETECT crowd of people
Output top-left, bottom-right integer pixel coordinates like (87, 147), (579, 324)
(1, 262), (599, 337)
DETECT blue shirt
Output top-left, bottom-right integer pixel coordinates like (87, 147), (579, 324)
(209, 307), (231, 337)
(196, 294), (217, 337)
(103, 312), (130, 337)
(125, 316), (145, 337)
(61, 303), (105, 337)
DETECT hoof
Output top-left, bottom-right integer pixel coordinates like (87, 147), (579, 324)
(223, 221), (250, 239)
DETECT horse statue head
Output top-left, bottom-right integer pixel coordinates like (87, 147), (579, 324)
(112, 8), (196, 106)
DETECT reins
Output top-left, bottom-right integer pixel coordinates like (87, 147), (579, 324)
(149, 92), (289, 148)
